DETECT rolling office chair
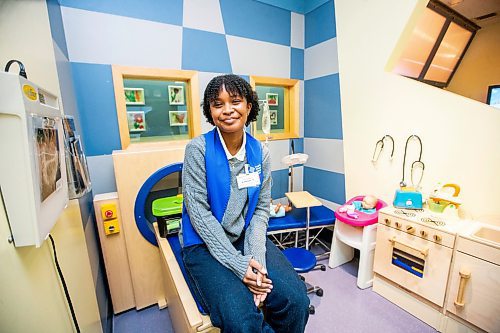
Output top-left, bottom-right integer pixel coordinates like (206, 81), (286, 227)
(282, 191), (326, 315)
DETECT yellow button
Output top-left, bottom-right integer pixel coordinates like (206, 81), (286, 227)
(104, 219), (120, 235)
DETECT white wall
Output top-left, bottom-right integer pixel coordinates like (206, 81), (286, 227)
(0, 1), (102, 331)
(335, 0), (500, 223)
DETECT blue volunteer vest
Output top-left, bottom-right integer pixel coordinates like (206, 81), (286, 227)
(181, 129), (263, 247)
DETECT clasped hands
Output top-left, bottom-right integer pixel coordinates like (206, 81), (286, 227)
(243, 259), (273, 307)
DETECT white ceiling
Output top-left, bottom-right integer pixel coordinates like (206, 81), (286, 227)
(437, 0), (500, 26)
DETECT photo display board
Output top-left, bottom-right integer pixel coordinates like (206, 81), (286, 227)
(124, 79), (189, 143)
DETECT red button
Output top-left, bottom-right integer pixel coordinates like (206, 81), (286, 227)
(105, 210), (113, 218)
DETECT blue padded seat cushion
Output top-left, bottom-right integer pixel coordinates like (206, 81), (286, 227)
(282, 248), (317, 273)
(167, 235), (208, 315)
(267, 205), (335, 232)
(166, 205), (334, 316)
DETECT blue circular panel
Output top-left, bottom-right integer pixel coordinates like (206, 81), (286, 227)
(134, 162), (183, 246)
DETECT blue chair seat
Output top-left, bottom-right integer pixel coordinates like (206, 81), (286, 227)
(267, 206), (335, 232)
(282, 247), (317, 273)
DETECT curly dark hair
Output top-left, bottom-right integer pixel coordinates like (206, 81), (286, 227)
(203, 74), (260, 126)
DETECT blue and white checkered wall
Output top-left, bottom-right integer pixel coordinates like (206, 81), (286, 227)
(50, 0), (345, 210)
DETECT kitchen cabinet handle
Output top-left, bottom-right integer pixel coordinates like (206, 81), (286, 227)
(454, 267), (471, 308)
(388, 236), (428, 257)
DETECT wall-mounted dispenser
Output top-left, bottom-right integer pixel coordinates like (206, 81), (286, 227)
(0, 70), (68, 247)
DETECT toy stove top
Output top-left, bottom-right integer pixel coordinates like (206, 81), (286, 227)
(380, 206), (466, 235)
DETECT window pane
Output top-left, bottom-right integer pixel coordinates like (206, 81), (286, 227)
(424, 22), (472, 83)
(124, 79), (189, 143)
(393, 8), (446, 78)
(255, 85), (287, 136)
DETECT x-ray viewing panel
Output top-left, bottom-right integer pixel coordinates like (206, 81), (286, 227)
(0, 72), (68, 247)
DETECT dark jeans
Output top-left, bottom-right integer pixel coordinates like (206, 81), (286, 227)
(181, 236), (310, 333)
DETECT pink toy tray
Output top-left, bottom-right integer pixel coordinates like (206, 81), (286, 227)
(335, 196), (387, 227)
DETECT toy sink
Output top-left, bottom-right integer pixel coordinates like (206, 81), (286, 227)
(473, 225), (500, 246)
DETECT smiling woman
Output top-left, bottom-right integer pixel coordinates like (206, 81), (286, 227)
(180, 74), (310, 332)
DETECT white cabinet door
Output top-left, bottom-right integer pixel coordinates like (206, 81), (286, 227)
(446, 251), (500, 333)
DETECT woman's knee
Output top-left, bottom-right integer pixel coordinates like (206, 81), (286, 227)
(213, 304), (265, 333)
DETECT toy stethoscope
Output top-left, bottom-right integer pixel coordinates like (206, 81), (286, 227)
(400, 135), (425, 189)
(372, 135), (394, 162)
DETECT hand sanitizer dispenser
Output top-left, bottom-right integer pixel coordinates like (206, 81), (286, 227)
(0, 71), (68, 247)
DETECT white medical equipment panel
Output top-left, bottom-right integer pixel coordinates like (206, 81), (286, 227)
(0, 72), (68, 247)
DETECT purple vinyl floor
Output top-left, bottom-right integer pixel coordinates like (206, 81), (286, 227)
(113, 259), (437, 333)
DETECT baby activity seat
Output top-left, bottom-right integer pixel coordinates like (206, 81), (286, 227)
(328, 196), (387, 289)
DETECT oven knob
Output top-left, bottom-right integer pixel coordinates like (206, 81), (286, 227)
(433, 234), (442, 242)
(420, 230), (428, 238)
(406, 226), (415, 234)
(384, 218), (391, 226)
(395, 222), (402, 229)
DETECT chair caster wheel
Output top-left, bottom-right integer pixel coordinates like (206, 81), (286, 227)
(309, 305), (315, 315)
(320, 265), (326, 271)
(299, 275), (305, 281)
(316, 288), (324, 297)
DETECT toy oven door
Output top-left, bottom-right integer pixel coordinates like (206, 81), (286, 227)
(373, 224), (453, 307)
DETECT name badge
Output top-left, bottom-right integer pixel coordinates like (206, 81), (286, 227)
(237, 172), (260, 189)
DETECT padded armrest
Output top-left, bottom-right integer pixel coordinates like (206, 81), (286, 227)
(154, 225), (214, 332)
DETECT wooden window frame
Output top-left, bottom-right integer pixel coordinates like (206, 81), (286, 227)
(111, 65), (201, 150)
(249, 76), (299, 141)
(418, 0), (479, 88)
(391, 0), (480, 88)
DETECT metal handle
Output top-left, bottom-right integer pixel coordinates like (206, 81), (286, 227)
(389, 236), (428, 257)
(454, 267), (471, 308)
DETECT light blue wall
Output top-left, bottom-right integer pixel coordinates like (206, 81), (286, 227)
(58, 0), (310, 201)
(303, 0), (346, 206)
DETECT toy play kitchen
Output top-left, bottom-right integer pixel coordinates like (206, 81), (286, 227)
(372, 207), (466, 330)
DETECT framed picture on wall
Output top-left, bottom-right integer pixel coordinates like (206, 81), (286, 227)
(168, 85), (185, 105)
(169, 111), (188, 126)
(124, 88), (145, 105)
(269, 110), (278, 125)
(266, 93), (278, 106)
(127, 111), (146, 132)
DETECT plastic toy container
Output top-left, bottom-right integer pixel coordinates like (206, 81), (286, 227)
(152, 194), (183, 237)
